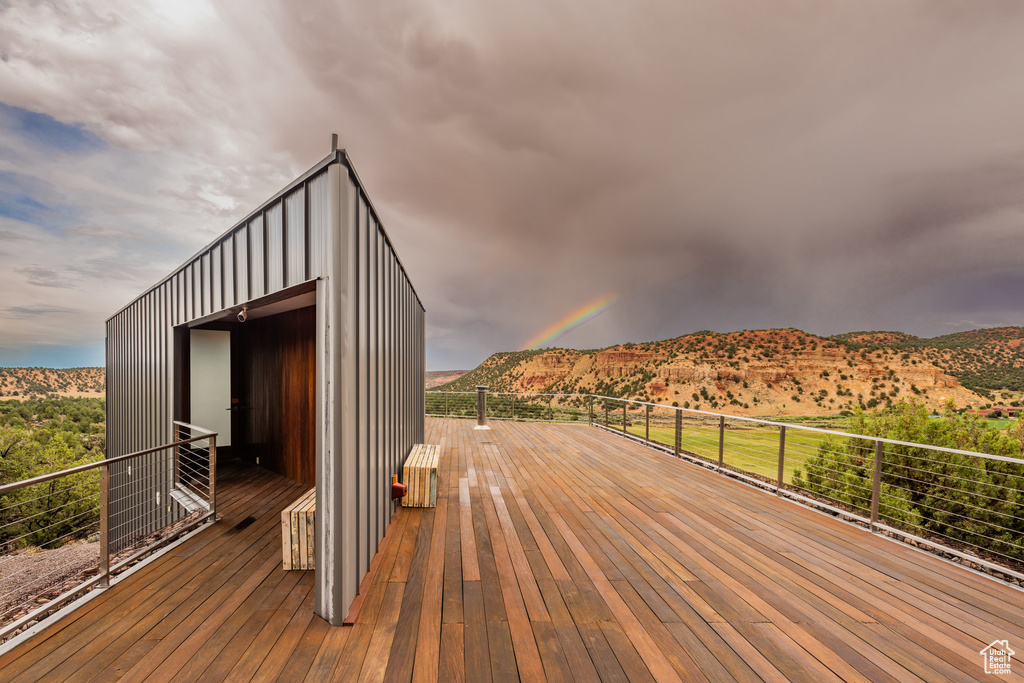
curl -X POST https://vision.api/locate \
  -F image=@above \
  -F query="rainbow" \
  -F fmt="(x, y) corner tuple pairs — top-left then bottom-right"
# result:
(524, 295), (618, 350)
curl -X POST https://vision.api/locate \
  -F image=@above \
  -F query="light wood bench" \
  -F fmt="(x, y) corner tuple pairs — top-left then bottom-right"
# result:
(403, 444), (440, 507)
(282, 488), (315, 570)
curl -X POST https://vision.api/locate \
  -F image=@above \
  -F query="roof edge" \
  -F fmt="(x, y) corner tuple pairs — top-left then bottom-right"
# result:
(106, 151), (343, 323)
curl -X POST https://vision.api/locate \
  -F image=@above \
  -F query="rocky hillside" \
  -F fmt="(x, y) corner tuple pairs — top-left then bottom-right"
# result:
(832, 327), (1024, 395)
(0, 368), (104, 400)
(438, 329), (988, 417)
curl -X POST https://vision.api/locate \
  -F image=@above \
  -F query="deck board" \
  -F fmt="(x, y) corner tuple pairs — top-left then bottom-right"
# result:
(3, 419), (1024, 681)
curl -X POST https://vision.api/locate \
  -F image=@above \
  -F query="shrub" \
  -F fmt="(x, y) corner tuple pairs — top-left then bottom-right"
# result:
(794, 401), (1024, 561)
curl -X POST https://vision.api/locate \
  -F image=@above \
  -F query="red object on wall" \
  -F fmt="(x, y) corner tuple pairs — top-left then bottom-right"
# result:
(391, 481), (407, 500)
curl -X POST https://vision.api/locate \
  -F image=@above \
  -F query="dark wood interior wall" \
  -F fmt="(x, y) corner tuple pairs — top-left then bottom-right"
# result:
(172, 326), (190, 424)
(233, 306), (316, 487)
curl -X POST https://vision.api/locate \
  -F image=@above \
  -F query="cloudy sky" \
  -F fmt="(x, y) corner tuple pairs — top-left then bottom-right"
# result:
(2, 0), (1024, 370)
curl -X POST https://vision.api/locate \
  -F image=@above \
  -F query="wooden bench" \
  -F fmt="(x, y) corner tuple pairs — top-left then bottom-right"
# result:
(281, 488), (315, 570)
(403, 444), (440, 507)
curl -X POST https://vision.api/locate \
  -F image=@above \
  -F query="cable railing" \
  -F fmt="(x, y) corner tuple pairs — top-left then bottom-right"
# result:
(426, 387), (1024, 585)
(425, 390), (590, 423)
(0, 421), (217, 643)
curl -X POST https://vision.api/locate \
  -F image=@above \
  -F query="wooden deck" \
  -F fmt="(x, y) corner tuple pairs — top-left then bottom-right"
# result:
(2, 418), (1023, 681)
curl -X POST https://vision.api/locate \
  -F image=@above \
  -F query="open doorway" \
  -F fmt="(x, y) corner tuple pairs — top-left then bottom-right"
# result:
(174, 284), (317, 488)
(231, 304), (315, 486)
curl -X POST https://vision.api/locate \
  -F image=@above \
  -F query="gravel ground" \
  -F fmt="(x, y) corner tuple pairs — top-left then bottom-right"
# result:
(0, 513), (207, 640)
(0, 541), (99, 630)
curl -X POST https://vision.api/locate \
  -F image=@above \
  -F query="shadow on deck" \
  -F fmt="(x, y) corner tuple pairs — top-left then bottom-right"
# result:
(2, 418), (1023, 681)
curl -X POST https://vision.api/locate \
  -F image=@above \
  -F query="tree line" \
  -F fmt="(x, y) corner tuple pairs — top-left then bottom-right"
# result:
(0, 398), (105, 549)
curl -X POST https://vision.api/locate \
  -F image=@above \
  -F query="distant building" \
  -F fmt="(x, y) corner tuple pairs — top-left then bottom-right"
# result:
(975, 406), (1023, 418)
(105, 148), (425, 624)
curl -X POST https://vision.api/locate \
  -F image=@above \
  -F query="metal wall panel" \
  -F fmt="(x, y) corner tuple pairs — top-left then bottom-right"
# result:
(105, 281), (177, 550)
(308, 173), (329, 278)
(318, 160), (425, 624)
(175, 271), (185, 324)
(211, 244), (222, 313)
(286, 187), (305, 287)
(201, 252), (212, 317)
(357, 194), (370, 576)
(234, 224), (249, 303)
(222, 235), (235, 309)
(367, 213), (378, 568)
(266, 204), (284, 293)
(191, 261), (201, 320)
(250, 215), (265, 299)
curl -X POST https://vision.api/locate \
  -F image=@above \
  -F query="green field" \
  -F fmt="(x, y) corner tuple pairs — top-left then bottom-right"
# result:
(620, 421), (827, 484)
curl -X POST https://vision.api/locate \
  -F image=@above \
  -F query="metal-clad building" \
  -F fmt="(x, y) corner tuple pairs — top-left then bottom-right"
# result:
(105, 149), (425, 623)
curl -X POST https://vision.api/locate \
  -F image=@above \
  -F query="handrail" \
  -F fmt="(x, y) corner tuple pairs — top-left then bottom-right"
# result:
(0, 421), (219, 644)
(171, 421), (217, 436)
(585, 393), (1024, 465)
(0, 432), (217, 496)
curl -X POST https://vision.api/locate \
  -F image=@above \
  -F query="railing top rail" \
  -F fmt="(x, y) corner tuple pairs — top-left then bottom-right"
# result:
(173, 421), (218, 436)
(486, 392), (587, 398)
(426, 390), (587, 398)
(586, 393), (1024, 465)
(0, 431), (218, 496)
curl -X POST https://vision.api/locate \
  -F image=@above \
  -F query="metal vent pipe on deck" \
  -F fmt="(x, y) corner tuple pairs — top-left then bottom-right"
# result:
(475, 385), (490, 430)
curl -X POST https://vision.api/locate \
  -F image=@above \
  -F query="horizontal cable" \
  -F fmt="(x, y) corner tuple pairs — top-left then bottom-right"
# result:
(882, 449), (1001, 476)
(881, 470), (1022, 509)
(0, 510), (100, 548)
(0, 479), (100, 515)
(0, 497), (100, 532)
(876, 513), (1023, 562)
(880, 494), (1024, 538)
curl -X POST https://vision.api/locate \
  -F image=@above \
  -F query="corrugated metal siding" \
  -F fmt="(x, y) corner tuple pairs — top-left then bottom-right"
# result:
(265, 203), (284, 293)
(320, 160), (425, 622)
(250, 214), (265, 299)
(234, 224), (249, 303)
(286, 187), (305, 286)
(211, 244), (222, 312)
(222, 236), (235, 309)
(107, 151), (425, 623)
(201, 251), (212, 317)
(106, 283), (181, 550)
(308, 173), (328, 278)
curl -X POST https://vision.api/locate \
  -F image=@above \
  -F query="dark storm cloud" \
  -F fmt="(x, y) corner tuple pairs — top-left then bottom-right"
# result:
(2, 0), (1024, 368)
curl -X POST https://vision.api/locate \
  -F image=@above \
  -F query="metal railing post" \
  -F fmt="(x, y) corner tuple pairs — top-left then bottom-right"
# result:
(173, 421), (182, 486)
(99, 461), (110, 588)
(871, 440), (882, 532)
(718, 415), (725, 468)
(512, 394), (516, 421)
(548, 396), (553, 421)
(445, 392), (449, 418)
(645, 404), (650, 441)
(209, 434), (218, 521)
(476, 385), (489, 429)
(674, 410), (682, 458)
(604, 401), (609, 427)
(777, 426), (786, 495)
(588, 396), (594, 425)
(622, 401), (627, 434)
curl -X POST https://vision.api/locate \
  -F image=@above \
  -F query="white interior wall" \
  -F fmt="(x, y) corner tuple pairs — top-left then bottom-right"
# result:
(189, 329), (232, 446)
